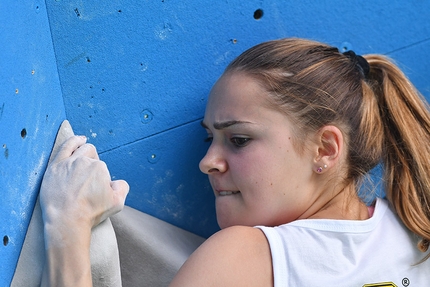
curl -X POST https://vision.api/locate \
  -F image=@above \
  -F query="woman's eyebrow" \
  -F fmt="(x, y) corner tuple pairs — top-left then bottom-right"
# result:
(200, 120), (253, 130)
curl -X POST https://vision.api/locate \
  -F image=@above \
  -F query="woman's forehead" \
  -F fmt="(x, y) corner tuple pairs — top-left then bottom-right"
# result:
(207, 73), (267, 107)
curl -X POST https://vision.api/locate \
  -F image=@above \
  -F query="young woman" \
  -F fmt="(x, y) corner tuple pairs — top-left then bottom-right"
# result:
(40, 38), (430, 286)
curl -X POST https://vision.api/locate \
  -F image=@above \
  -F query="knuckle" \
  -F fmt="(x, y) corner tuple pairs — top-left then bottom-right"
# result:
(92, 160), (110, 176)
(94, 160), (108, 170)
(82, 143), (97, 154)
(86, 143), (96, 151)
(72, 156), (90, 167)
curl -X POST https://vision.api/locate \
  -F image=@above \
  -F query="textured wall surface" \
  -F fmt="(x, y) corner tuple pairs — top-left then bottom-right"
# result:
(0, 1), (66, 285)
(2, 0), (430, 285)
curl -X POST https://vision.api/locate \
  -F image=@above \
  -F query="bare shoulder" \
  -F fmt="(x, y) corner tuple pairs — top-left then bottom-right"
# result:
(170, 226), (273, 287)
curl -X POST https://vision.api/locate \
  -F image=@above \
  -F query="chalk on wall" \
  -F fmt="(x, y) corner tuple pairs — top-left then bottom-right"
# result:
(0, 1), (66, 286)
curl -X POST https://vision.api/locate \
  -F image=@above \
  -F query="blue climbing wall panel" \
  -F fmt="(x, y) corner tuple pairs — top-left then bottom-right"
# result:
(2, 0), (430, 285)
(0, 1), (66, 285)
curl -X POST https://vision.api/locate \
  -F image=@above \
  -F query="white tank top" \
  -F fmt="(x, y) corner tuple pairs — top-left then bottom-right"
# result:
(257, 198), (430, 286)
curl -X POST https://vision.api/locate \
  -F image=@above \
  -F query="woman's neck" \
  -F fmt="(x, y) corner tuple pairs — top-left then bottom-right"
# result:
(308, 184), (369, 220)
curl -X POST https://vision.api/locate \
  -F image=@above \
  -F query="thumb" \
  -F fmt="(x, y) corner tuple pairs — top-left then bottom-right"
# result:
(111, 179), (130, 206)
(97, 180), (129, 224)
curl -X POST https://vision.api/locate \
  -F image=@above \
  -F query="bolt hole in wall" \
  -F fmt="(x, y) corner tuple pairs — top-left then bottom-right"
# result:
(21, 128), (27, 139)
(254, 8), (263, 20)
(3, 144), (8, 159)
(3, 235), (9, 246)
(340, 42), (352, 52)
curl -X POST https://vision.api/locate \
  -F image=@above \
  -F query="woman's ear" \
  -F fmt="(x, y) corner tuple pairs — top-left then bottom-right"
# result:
(313, 125), (344, 172)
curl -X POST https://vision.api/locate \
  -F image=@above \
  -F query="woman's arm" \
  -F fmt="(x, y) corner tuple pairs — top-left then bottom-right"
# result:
(170, 225), (273, 287)
(39, 135), (129, 286)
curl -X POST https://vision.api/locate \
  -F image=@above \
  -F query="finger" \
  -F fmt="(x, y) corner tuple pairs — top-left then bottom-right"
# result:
(72, 143), (100, 160)
(97, 180), (129, 224)
(51, 135), (87, 163)
(111, 179), (130, 205)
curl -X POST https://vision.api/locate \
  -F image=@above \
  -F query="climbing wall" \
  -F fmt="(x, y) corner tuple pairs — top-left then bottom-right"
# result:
(0, 1), (66, 285)
(2, 1), (430, 285)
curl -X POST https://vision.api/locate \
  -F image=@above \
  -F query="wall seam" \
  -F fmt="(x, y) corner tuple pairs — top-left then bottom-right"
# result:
(43, 0), (68, 120)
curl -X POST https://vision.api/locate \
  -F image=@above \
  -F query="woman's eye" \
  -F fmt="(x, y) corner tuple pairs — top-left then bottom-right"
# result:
(230, 137), (251, 147)
(204, 136), (213, 143)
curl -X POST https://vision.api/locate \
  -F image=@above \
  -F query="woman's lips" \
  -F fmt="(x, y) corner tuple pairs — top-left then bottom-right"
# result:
(218, 191), (240, 196)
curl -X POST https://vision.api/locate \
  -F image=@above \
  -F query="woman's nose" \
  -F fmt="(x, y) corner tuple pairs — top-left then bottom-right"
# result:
(199, 145), (228, 174)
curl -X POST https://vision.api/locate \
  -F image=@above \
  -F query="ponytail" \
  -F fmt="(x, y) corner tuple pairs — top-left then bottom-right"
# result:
(365, 55), (430, 256)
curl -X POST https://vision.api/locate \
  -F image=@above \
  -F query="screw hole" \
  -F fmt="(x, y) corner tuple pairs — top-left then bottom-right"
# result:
(340, 42), (352, 52)
(21, 128), (27, 139)
(3, 235), (9, 246)
(147, 152), (159, 163)
(253, 9), (263, 20)
(74, 8), (81, 17)
(140, 109), (153, 124)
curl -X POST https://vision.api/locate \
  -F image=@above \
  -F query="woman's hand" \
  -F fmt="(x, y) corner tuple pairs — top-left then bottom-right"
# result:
(40, 135), (129, 286)
(40, 135), (129, 230)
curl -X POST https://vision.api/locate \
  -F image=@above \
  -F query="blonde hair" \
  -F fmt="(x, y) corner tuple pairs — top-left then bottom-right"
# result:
(226, 38), (430, 257)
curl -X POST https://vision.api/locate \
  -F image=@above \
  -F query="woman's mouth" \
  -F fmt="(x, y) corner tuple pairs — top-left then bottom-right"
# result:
(219, 191), (240, 196)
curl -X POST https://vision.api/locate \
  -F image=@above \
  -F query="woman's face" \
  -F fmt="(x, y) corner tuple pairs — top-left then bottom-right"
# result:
(200, 72), (319, 229)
